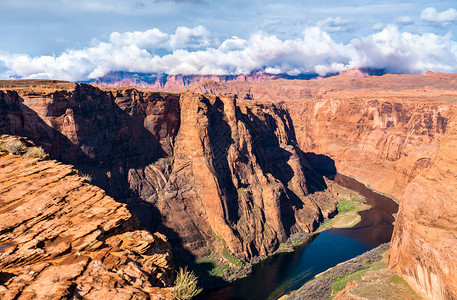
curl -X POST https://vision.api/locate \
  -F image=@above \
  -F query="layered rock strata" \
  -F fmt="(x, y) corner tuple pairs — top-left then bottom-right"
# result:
(0, 81), (336, 262)
(0, 136), (173, 300)
(185, 73), (457, 298)
(389, 120), (457, 299)
(185, 72), (457, 200)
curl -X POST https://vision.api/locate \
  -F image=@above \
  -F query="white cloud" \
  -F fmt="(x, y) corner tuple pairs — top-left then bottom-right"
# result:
(316, 17), (353, 32)
(1, 25), (457, 81)
(218, 36), (247, 51)
(421, 7), (457, 26)
(169, 25), (214, 49)
(109, 29), (169, 49)
(396, 16), (413, 25)
(108, 26), (214, 51)
(372, 23), (386, 31)
(350, 25), (457, 74)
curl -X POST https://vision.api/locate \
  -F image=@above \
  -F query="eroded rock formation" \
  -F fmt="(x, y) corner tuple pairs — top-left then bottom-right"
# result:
(0, 81), (336, 263)
(0, 136), (173, 300)
(4, 73), (456, 298)
(185, 72), (457, 200)
(185, 72), (457, 298)
(389, 120), (457, 299)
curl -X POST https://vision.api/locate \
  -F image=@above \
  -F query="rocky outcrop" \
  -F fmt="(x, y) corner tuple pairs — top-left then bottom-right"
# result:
(184, 73), (457, 298)
(185, 72), (457, 200)
(389, 120), (457, 299)
(0, 81), (336, 262)
(0, 136), (173, 300)
(157, 93), (336, 259)
(287, 96), (449, 200)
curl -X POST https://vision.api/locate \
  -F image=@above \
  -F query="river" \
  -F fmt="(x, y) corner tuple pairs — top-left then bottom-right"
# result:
(201, 173), (399, 300)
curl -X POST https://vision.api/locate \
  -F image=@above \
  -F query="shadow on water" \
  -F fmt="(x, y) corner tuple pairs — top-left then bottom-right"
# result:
(201, 169), (398, 300)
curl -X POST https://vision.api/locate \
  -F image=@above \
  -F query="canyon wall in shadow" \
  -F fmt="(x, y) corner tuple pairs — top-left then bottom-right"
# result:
(185, 72), (457, 299)
(0, 135), (174, 299)
(0, 81), (336, 265)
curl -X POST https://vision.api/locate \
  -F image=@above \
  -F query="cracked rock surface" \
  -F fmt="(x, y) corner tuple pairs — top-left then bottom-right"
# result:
(0, 145), (173, 300)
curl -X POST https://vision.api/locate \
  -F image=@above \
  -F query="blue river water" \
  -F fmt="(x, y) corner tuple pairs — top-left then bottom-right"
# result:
(201, 174), (398, 300)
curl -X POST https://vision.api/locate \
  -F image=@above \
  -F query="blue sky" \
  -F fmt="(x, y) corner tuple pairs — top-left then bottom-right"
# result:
(1, 0), (457, 80)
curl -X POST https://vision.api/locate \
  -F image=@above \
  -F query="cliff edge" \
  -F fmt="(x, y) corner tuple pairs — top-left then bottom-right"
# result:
(0, 81), (336, 267)
(0, 136), (174, 299)
(186, 73), (457, 298)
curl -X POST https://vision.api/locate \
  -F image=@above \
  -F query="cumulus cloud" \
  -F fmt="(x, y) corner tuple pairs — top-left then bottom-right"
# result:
(169, 25), (214, 49)
(109, 28), (169, 49)
(421, 7), (457, 26)
(351, 25), (457, 74)
(218, 36), (247, 52)
(108, 26), (214, 50)
(1, 25), (457, 81)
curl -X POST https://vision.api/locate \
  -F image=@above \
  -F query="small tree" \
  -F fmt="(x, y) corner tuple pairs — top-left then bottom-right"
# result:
(172, 266), (203, 300)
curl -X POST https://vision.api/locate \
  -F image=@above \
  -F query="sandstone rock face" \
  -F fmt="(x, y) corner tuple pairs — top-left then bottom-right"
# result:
(154, 93), (335, 259)
(0, 81), (336, 262)
(389, 120), (457, 300)
(185, 72), (457, 200)
(0, 137), (173, 300)
(5, 75), (455, 298)
(185, 73), (457, 298)
(286, 95), (449, 201)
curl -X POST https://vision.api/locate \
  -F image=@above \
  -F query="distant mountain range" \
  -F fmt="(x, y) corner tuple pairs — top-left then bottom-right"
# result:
(83, 68), (386, 89)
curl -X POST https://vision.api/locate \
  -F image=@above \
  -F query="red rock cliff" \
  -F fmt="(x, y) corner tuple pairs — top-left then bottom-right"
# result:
(389, 120), (457, 299)
(185, 73), (457, 298)
(0, 136), (173, 300)
(89, 71), (319, 89)
(0, 81), (336, 262)
(186, 73), (456, 200)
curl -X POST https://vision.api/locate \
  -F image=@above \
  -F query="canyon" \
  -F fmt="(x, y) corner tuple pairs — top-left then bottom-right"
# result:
(0, 80), (336, 268)
(184, 72), (456, 200)
(0, 72), (456, 299)
(182, 72), (457, 299)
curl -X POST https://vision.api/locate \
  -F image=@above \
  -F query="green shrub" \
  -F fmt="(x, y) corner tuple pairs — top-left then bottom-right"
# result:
(25, 146), (46, 159)
(2, 139), (25, 155)
(172, 266), (202, 300)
